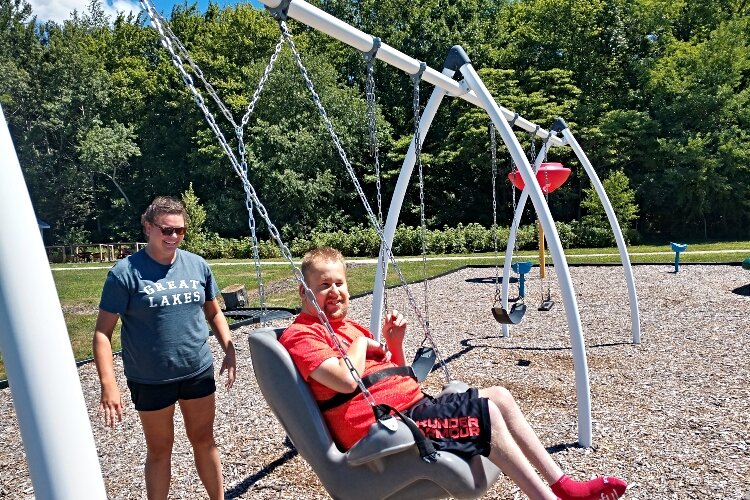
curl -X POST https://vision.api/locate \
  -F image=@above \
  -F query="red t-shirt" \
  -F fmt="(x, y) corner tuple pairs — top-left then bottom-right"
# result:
(280, 313), (424, 450)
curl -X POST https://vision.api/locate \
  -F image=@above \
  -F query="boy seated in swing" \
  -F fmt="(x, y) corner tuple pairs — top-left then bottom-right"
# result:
(280, 247), (628, 500)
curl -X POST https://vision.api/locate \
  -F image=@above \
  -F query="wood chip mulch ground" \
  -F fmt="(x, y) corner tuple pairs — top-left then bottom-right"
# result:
(1, 264), (749, 499)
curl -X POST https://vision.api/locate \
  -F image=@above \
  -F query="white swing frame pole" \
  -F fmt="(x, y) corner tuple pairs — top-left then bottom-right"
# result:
(370, 69), (452, 336)
(458, 66), (592, 447)
(259, 0), (564, 148)
(557, 122), (641, 344)
(500, 144), (551, 337)
(0, 104), (107, 498)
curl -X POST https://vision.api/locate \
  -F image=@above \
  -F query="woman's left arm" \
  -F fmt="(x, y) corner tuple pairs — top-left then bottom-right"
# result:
(203, 299), (236, 390)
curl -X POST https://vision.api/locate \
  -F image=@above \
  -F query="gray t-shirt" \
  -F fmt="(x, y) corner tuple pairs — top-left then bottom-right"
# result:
(99, 248), (219, 384)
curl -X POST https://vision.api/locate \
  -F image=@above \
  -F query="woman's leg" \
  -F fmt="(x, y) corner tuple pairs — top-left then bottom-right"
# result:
(480, 386), (564, 483)
(179, 394), (223, 500)
(138, 405), (176, 500)
(486, 401), (558, 499)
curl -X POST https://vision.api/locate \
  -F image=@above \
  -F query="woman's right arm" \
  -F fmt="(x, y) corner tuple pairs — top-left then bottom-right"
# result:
(93, 309), (123, 427)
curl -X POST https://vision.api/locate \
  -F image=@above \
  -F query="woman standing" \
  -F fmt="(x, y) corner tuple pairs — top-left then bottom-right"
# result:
(93, 196), (236, 500)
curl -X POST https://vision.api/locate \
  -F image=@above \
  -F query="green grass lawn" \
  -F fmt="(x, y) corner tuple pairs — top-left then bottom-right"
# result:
(1, 241), (749, 381)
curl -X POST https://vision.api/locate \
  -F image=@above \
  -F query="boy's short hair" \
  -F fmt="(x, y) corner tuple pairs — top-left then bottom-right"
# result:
(301, 247), (345, 280)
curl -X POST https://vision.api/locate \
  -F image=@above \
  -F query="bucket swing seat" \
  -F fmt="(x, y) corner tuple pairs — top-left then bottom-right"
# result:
(248, 327), (502, 500)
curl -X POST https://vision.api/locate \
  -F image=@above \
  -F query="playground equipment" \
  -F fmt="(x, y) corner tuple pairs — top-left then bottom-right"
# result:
(144, 0), (645, 450)
(508, 156), (571, 313)
(511, 260), (533, 298)
(491, 260), (532, 324)
(249, 328), (501, 499)
(501, 126), (571, 317)
(743, 257), (750, 270)
(0, 3), (651, 492)
(671, 242), (687, 272)
(507, 162), (571, 194)
(0, 104), (107, 496)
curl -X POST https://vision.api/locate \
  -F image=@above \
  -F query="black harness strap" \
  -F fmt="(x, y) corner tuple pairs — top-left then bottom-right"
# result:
(318, 366), (415, 412)
(374, 404), (438, 462)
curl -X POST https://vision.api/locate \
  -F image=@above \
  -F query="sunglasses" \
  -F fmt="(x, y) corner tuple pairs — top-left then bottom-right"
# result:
(153, 224), (186, 236)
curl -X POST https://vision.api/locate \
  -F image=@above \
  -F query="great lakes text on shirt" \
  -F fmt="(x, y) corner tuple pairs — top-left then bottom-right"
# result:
(142, 280), (202, 307)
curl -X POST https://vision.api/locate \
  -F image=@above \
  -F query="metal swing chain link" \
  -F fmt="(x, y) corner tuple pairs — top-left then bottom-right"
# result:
(280, 21), (451, 382)
(244, 195), (268, 316)
(411, 62), (451, 381)
(412, 63), (431, 343)
(490, 122), (502, 305)
(528, 126), (544, 302)
(240, 34), (286, 131)
(143, 5), (378, 406)
(236, 34), (285, 321)
(143, 0), (238, 129)
(364, 40), (388, 316)
(541, 133), (553, 300)
(142, 0), (289, 322)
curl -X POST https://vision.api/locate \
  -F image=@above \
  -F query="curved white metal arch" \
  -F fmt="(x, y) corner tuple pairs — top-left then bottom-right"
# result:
(0, 104), (107, 498)
(499, 122), (641, 345)
(558, 125), (641, 344)
(367, 58), (593, 447)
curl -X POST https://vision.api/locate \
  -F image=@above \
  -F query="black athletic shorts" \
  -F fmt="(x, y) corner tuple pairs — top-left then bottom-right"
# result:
(404, 388), (491, 460)
(127, 365), (216, 412)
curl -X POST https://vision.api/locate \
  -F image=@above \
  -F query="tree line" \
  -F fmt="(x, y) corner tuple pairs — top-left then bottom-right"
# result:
(1, 0), (748, 249)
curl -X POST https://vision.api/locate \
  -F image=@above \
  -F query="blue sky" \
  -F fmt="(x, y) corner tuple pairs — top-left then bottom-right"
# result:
(27, 0), (260, 24)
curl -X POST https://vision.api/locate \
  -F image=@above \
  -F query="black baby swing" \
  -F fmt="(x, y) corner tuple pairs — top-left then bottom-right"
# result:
(139, 1), (501, 497)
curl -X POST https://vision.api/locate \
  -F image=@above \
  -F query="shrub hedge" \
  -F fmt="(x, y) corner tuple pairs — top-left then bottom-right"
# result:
(183, 221), (635, 259)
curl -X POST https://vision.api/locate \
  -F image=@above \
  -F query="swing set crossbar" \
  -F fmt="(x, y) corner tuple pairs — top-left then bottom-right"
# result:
(259, 0), (564, 148)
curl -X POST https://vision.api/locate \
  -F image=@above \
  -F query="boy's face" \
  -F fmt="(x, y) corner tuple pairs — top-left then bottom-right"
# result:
(300, 259), (349, 321)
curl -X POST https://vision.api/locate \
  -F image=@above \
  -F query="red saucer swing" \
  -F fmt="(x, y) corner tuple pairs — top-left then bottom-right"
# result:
(507, 161), (571, 312)
(507, 162), (571, 194)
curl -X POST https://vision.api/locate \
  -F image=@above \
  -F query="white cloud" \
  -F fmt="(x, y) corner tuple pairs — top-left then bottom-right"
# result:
(27, 0), (142, 24)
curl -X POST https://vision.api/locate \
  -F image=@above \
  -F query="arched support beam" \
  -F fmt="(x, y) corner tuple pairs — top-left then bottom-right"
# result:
(554, 120), (641, 344)
(458, 65), (592, 448)
(0, 104), (107, 498)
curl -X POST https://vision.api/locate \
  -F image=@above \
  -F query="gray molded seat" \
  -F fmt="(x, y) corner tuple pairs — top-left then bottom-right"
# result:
(248, 327), (501, 500)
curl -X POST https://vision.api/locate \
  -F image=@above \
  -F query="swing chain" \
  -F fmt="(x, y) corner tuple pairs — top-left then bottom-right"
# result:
(489, 122), (501, 299)
(411, 62), (431, 335)
(280, 22), (451, 382)
(142, 0), (288, 323)
(144, 4), (381, 406)
(239, 33), (286, 131)
(541, 134), (552, 302)
(364, 37), (388, 315)
(145, 3), (451, 392)
(237, 34), (286, 321)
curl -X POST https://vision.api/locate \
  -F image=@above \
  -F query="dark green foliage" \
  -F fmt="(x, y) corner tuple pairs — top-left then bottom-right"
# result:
(2, 0), (749, 246)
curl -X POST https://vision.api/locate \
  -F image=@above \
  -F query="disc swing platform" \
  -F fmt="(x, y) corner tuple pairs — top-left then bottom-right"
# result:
(221, 284), (298, 330)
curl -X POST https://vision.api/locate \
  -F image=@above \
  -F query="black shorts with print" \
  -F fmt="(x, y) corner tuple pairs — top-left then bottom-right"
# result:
(404, 388), (491, 460)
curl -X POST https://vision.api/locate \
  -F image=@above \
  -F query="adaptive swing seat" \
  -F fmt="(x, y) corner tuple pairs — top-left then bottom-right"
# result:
(248, 327), (501, 500)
